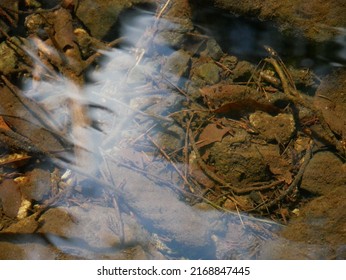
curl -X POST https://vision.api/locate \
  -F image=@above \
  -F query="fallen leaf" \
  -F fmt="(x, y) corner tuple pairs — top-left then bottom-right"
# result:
(197, 123), (230, 148)
(0, 152), (31, 168)
(0, 116), (11, 131)
(214, 99), (281, 118)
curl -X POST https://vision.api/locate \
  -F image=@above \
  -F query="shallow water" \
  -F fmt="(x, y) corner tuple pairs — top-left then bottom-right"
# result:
(0, 1), (345, 260)
(193, 6), (346, 73)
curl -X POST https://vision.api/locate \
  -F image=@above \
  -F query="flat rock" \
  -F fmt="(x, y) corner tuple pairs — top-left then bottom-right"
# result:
(274, 186), (346, 259)
(76, 0), (155, 40)
(37, 206), (121, 249)
(163, 50), (191, 84)
(301, 151), (346, 195)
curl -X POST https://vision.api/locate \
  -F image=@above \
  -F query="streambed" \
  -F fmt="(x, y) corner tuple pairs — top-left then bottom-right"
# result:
(0, 0), (345, 259)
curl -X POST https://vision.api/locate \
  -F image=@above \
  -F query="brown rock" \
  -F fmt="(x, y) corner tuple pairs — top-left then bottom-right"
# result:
(19, 169), (51, 202)
(301, 151), (346, 195)
(0, 179), (21, 218)
(249, 111), (295, 145)
(76, 0), (155, 40)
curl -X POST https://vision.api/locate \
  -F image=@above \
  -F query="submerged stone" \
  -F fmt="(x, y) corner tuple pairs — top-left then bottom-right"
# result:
(249, 111), (295, 145)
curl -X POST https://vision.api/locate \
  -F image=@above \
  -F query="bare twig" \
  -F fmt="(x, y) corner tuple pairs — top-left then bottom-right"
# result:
(145, 131), (195, 191)
(156, 0), (172, 21)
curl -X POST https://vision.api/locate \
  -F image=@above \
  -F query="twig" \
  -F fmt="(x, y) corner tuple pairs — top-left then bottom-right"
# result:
(107, 95), (172, 122)
(156, 0), (172, 21)
(0, 28), (28, 55)
(184, 114), (194, 179)
(145, 131), (195, 191)
(101, 153), (125, 244)
(214, 61), (234, 75)
(264, 45), (296, 90)
(235, 204), (245, 228)
(264, 57), (295, 98)
(1, 75), (64, 134)
(161, 74), (190, 100)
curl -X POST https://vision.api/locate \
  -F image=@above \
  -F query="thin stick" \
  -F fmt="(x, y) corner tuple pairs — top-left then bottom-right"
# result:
(263, 45), (296, 90)
(235, 204), (245, 228)
(184, 114), (194, 179)
(264, 57), (293, 97)
(156, 0), (172, 20)
(101, 151), (125, 244)
(161, 74), (190, 100)
(146, 132), (195, 191)
(0, 75), (64, 134)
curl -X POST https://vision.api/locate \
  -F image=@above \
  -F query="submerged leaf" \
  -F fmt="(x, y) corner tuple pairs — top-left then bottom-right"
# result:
(197, 123), (230, 148)
(0, 152), (31, 168)
(213, 99), (281, 119)
(0, 116), (11, 131)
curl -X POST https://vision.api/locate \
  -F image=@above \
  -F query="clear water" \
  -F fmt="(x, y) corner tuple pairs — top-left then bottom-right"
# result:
(0, 3), (345, 260)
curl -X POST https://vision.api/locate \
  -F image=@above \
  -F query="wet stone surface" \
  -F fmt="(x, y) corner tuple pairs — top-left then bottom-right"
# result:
(249, 112), (296, 145)
(301, 151), (346, 195)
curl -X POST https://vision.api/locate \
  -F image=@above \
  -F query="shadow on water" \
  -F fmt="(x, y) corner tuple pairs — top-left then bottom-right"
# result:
(192, 5), (346, 74)
(0, 2), (345, 260)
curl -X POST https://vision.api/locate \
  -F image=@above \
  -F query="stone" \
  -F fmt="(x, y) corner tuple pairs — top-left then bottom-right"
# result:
(162, 50), (191, 84)
(232, 60), (254, 80)
(154, 18), (193, 49)
(194, 62), (221, 85)
(19, 168), (51, 202)
(201, 38), (224, 60)
(272, 186), (346, 259)
(301, 151), (346, 195)
(76, 0), (155, 40)
(209, 137), (272, 185)
(249, 111), (295, 145)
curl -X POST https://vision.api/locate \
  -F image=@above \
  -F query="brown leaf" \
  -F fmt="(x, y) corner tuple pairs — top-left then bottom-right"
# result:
(213, 99), (281, 119)
(197, 123), (230, 148)
(0, 116), (11, 131)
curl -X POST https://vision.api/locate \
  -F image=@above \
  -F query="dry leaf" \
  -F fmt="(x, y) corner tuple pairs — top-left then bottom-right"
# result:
(0, 152), (31, 168)
(214, 99), (281, 118)
(0, 116), (11, 131)
(197, 123), (230, 148)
